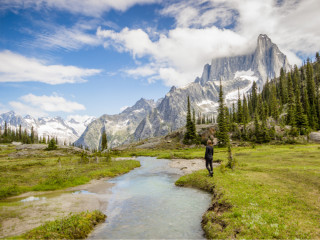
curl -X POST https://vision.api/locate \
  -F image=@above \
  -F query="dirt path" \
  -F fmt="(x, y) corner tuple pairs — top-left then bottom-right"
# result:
(169, 158), (220, 174)
(0, 178), (114, 238)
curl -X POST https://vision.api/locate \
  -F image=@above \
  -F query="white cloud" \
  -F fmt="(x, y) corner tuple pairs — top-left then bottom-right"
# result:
(9, 93), (86, 117)
(0, 50), (101, 84)
(98, 0), (320, 87)
(97, 26), (249, 87)
(0, 0), (159, 16)
(33, 22), (102, 51)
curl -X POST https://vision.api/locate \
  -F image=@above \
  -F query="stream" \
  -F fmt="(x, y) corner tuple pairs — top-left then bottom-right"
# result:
(89, 157), (211, 239)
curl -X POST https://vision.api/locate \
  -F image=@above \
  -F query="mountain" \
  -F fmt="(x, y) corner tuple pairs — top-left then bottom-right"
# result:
(74, 98), (155, 149)
(77, 34), (291, 149)
(0, 111), (95, 145)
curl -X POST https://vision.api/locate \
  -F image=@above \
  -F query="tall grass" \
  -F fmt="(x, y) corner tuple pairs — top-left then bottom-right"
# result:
(22, 210), (106, 239)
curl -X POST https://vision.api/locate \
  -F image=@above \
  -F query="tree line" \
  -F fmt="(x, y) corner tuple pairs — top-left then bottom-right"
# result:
(0, 122), (64, 145)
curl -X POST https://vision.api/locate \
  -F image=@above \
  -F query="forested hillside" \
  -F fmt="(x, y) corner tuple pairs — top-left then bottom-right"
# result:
(217, 52), (320, 144)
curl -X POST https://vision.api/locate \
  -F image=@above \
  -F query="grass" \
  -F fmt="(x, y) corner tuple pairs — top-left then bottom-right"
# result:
(0, 145), (140, 199)
(18, 210), (106, 239)
(175, 144), (320, 239)
(111, 146), (225, 161)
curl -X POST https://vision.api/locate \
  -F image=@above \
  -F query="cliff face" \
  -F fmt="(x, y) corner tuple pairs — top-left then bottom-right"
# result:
(78, 34), (292, 149)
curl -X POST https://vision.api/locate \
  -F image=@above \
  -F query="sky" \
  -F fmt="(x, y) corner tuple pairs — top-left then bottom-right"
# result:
(0, 0), (319, 119)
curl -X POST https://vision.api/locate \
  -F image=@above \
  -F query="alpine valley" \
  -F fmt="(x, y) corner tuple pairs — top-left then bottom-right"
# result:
(73, 34), (291, 150)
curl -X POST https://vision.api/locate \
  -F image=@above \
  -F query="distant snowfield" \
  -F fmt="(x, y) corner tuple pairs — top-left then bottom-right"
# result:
(0, 112), (96, 145)
(225, 69), (257, 102)
(196, 100), (219, 113)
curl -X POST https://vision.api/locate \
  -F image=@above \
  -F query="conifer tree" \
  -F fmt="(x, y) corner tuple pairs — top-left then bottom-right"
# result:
(251, 82), (258, 114)
(279, 67), (288, 104)
(19, 124), (22, 141)
(242, 94), (249, 124)
(4, 122), (7, 137)
(237, 89), (243, 123)
(287, 72), (296, 126)
(101, 128), (108, 151)
(216, 80), (229, 147)
(31, 126), (35, 144)
(183, 96), (196, 144)
(253, 110), (260, 142)
(232, 103), (236, 123)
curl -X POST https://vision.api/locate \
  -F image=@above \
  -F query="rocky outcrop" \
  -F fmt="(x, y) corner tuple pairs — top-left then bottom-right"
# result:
(75, 98), (155, 149)
(309, 132), (320, 142)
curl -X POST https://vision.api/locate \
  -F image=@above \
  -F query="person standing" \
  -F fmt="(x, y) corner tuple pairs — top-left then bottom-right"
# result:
(205, 139), (214, 177)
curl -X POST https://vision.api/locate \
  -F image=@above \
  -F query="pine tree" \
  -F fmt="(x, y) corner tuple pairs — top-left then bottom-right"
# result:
(237, 89), (243, 123)
(253, 109), (260, 142)
(306, 60), (318, 129)
(316, 52), (320, 63)
(19, 124), (22, 141)
(30, 126), (35, 144)
(270, 84), (279, 120)
(216, 80), (229, 147)
(183, 96), (196, 144)
(232, 103), (236, 123)
(251, 81), (258, 114)
(47, 138), (57, 151)
(287, 72), (296, 126)
(101, 128), (107, 151)
(279, 68), (288, 104)
(4, 122), (7, 137)
(242, 94), (249, 124)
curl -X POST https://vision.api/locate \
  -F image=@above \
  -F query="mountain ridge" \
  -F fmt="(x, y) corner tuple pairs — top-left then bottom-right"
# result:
(75, 34), (292, 149)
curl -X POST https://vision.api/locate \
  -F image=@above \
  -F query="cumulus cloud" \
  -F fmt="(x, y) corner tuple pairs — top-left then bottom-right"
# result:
(98, 0), (320, 87)
(9, 93), (86, 117)
(0, 0), (159, 16)
(97, 26), (249, 86)
(0, 50), (101, 84)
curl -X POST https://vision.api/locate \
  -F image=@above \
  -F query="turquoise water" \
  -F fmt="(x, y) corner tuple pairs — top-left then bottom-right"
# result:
(89, 157), (211, 239)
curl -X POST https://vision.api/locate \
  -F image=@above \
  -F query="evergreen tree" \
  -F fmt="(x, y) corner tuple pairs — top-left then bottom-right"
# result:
(101, 128), (108, 151)
(242, 94), (249, 124)
(216, 80), (229, 147)
(251, 81), (258, 114)
(253, 110), (260, 142)
(279, 68), (288, 104)
(4, 122), (7, 137)
(30, 126), (35, 144)
(237, 89), (243, 123)
(47, 138), (57, 151)
(19, 124), (22, 141)
(232, 103), (236, 123)
(183, 96), (196, 144)
(287, 72), (296, 126)
(316, 52), (320, 63)
(270, 84), (279, 120)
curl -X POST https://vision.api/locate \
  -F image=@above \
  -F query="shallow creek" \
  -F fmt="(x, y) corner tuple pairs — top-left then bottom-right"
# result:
(89, 157), (211, 239)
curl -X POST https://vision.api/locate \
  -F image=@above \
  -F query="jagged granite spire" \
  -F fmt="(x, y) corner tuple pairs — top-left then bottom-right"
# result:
(197, 34), (291, 89)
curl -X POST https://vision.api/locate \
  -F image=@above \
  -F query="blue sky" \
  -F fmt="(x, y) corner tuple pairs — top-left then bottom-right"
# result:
(0, 0), (319, 119)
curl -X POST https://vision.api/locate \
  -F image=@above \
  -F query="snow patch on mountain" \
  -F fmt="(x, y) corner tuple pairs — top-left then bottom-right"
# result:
(0, 112), (96, 145)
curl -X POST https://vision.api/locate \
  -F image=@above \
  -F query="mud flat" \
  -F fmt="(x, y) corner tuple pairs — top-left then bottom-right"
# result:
(0, 178), (113, 238)
(169, 158), (219, 174)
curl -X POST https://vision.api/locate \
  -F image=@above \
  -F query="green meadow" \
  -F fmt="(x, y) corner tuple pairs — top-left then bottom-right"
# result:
(175, 144), (320, 239)
(0, 144), (140, 200)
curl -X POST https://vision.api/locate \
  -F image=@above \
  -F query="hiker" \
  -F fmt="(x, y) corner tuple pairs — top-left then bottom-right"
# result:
(205, 139), (214, 177)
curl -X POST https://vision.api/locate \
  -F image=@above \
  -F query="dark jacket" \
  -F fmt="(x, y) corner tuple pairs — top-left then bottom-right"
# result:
(205, 145), (214, 161)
